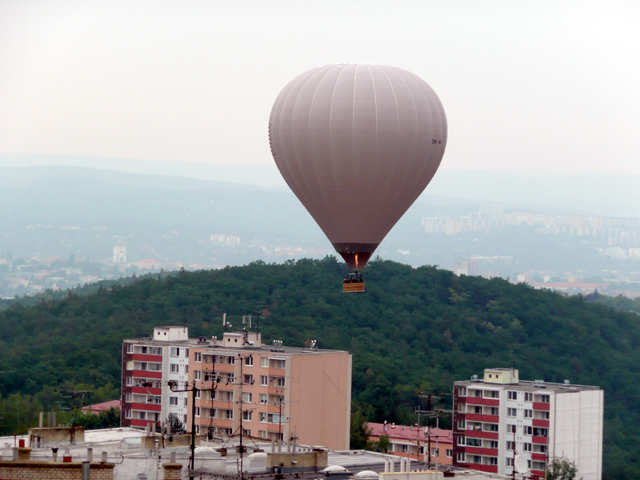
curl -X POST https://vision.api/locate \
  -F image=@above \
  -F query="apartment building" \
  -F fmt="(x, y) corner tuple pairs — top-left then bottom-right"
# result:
(367, 422), (453, 466)
(453, 368), (603, 480)
(121, 326), (203, 431)
(187, 330), (352, 450)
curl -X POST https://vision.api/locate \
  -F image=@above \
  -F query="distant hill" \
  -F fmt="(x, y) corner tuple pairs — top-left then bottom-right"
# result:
(0, 259), (638, 478)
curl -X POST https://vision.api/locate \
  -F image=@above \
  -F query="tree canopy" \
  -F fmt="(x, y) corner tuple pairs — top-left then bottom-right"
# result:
(0, 258), (638, 478)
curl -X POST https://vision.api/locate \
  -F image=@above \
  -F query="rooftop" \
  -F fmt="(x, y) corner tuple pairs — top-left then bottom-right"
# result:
(367, 423), (452, 444)
(456, 378), (601, 393)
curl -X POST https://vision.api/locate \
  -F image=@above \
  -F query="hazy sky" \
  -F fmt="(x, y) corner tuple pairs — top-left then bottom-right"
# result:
(2, 1), (639, 174)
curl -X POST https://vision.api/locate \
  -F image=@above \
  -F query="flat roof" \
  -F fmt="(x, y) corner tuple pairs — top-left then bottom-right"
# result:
(456, 379), (601, 393)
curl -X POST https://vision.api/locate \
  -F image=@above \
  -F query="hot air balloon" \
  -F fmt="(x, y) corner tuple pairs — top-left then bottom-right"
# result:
(269, 64), (447, 292)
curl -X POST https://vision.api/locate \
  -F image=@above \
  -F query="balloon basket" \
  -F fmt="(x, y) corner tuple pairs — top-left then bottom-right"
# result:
(343, 272), (365, 293)
(343, 281), (365, 293)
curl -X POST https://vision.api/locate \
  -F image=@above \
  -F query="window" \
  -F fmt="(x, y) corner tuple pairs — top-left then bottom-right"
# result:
(260, 412), (267, 423)
(456, 386), (466, 396)
(244, 374), (254, 385)
(466, 438), (481, 447)
(261, 357), (269, 368)
(150, 347), (162, 355)
(489, 440), (498, 449)
(456, 452), (465, 462)
(484, 424), (499, 432)
(259, 430), (268, 439)
(525, 392), (533, 401)
(533, 427), (548, 437)
(170, 364), (179, 373)
(169, 396), (178, 405)
(126, 343), (133, 353)
(508, 391), (518, 400)
(523, 443), (532, 452)
(242, 392), (252, 403)
(243, 410), (252, 421)
(184, 397), (188, 407)
(457, 419), (465, 429)
(244, 355), (254, 366)
(431, 448), (439, 456)
(195, 352), (202, 362)
(260, 375), (268, 386)
(195, 407), (200, 417)
(260, 394), (268, 405)
(507, 424), (516, 433)
(506, 457), (514, 467)
(126, 376), (134, 386)
(225, 409), (233, 419)
(184, 365), (189, 374)
(446, 449), (453, 457)
(524, 409), (533, 418)
(507, 408), (517, 417)
(457, 436), (466, 446)
(487, 457), (497, 466)
(170, 347), (180, 357)
(506, 441), (515, 450)
(523, 425), (533, 435)
(210, 408), (217, 418)
(194, 370), (202, 380)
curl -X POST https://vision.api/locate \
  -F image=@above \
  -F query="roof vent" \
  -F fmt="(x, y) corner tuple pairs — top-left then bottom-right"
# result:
(564, 379), (571, 385)
(471, 374), (478, 380)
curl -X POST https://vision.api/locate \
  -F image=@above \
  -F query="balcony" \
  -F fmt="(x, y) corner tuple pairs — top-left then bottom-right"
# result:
(461, 447), (498, 456)
(130, 402), (161, 412)
(457, 463), (497, 474)
(464, 430), (499, 440)
(202, 363), (235, 373)
(530, 469), (545, 479)
(130, 353), (162, 362)
(533, 419), (549, 427)
(465, 397), (499, 406)
(532, 436), (548, 444)
(532, 453), (547, 461)
(130, 370), (162, 379)
(129, 419), (156, 428)
(130, 386), (161, 395)
(268, 385), (285, 395)
(465, 414), (499, 423)
(533, 402), (550, 411)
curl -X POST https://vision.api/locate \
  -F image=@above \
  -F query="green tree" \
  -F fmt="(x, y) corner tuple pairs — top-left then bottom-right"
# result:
(546, 458), (580, 480)
(375, 434), (390, 453)
(350, 408), (371, 450)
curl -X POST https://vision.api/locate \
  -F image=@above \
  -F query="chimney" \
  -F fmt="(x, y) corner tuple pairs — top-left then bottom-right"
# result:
(163, 461), (182, 480)
(17, 446), (31, 461)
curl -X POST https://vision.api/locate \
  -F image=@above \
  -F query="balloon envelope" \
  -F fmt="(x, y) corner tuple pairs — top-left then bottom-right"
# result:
(269, 64), (447, 269)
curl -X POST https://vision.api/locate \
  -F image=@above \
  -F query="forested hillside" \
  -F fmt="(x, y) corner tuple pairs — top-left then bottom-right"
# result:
(0, 258), (639, 478)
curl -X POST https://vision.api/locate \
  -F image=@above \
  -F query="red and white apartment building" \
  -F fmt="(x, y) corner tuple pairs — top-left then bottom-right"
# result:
(367, 422), (453, 466)
(453, 368), (603, 480)
(121, 326), (203, 431)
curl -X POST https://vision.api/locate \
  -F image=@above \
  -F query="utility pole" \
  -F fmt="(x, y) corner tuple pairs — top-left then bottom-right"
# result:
(168, 380), (198, 480)
(416, 391), (453, 470)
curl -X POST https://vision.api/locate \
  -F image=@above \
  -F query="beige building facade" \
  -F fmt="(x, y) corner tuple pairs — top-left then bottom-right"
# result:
(187, 331), (352, 450)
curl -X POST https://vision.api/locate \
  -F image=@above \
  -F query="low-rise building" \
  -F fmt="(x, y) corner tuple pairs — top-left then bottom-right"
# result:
(367, 422), (452, 466)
